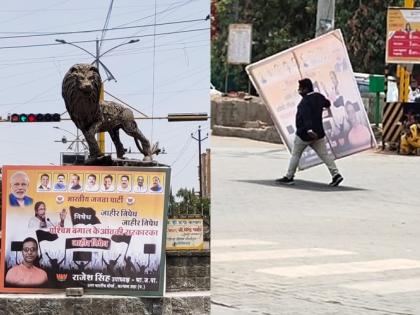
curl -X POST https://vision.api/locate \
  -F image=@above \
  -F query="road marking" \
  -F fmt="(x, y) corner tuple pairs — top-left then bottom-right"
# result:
(212, 239), (276, 248)
(341, 278), (420, 294)
(256, 259), (420, 278)
(212, 248), (355, 262)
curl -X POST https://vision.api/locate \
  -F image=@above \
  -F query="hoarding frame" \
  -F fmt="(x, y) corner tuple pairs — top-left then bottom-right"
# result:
(1, 165), (170, 297)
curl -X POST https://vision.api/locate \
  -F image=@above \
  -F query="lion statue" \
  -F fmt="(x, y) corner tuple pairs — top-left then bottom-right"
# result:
(61, 64), (159, 161)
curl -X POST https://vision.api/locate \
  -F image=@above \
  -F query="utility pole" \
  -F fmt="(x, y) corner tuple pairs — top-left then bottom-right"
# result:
(315, 0), (335, 37)
(96, 39), (106, 154)
(191, 126), (208, 199)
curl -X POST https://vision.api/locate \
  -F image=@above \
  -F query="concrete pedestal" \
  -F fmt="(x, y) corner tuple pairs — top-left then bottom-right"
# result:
(0, 291), (210, 315)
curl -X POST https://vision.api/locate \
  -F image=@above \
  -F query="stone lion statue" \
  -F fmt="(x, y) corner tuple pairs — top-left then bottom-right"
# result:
(62, 64), (159, 161)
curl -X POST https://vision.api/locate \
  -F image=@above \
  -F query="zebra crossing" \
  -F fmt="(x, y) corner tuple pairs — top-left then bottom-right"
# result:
(212, 238), (420, 295)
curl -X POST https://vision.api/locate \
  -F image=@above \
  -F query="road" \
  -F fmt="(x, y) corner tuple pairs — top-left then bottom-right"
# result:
(211, 136), (420, 315)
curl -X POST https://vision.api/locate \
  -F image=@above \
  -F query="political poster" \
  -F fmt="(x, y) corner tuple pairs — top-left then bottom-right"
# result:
(1, 165), (170, 296)
(246, 29), (376, 170)
(166, 219), (204, 250)
(386, 8), (420, 64)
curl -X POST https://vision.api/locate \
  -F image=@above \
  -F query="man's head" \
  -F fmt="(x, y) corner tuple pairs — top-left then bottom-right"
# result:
(298, 78), (313, 96)
(57, 174), (65, 183)
(40, 174), (49, 187)
(152, 176), (160, 186)
(70, 174), (80, 186)
(121, 175), (129, 189)
(10, 172), (29, 200)
(34, 201), (46, 219)
(87, 174), (96, 185)
(21, 237), (38, 266)
(137, 176), (144, 187)
(104, 175), (113, 189)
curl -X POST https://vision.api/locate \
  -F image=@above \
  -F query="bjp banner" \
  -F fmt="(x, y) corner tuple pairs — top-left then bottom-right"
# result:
(246, 29), (376, 170)
(1, 165), (170, 296)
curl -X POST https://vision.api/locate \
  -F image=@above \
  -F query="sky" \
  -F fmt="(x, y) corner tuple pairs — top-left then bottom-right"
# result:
(0, 0), (210, 193)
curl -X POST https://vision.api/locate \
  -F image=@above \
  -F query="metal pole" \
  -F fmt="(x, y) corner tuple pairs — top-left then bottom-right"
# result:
(198, 126), (202, 199)
(95, 39), (100, 69)
(191, 126), (208, 199)
(224, 64), (229, 94)
(315, 0), (335, 37)
(405, 0), (414, 8)
(375, 92), (380, 127)
(76, 129), (80, 154)
(96, 39), (106, 154)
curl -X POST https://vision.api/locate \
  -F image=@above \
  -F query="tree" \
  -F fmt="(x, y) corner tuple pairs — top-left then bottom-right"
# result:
(211, 0), (406, 92)
(168, 187), (210, 241)
(212, 0), (316, 92)
(168, 187), (210, 217)
(338, 0), (403, 73)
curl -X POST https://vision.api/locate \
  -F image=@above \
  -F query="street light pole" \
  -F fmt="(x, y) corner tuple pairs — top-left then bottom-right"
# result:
(53, 126), (88, 153)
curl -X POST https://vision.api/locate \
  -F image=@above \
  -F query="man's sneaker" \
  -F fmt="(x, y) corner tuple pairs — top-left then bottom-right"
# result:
(276, 176), (295, 185)
(329, 174), (343, 187)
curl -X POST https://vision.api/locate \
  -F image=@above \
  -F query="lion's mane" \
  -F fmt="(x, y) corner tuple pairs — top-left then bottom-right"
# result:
(61, 64), (101, 130)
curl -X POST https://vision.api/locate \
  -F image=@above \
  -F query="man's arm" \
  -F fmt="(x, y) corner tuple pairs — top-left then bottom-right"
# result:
(323, 95), (331, 109)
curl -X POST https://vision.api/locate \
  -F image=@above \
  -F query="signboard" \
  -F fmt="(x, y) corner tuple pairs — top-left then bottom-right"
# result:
(1, 165), (170, 296)
(166, 219), (204, 250)
(386, 8), (420, 64)
(246, 29), (376, 169)
(228, 24), (252, 64)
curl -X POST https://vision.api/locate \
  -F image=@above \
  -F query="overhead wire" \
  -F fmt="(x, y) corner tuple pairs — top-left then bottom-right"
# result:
(99, 0), (115, 52)
(0, 18), (207, 40)
(0, 28), (209, 50)
(0, 39), (207, 66)
(170, 136), (193, 166)
(173, 152), (197, 178)
(151, 0), (158, 144)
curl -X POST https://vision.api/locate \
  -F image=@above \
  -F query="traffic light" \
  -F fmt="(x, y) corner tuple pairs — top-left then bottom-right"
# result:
(10, 113), (61, 123)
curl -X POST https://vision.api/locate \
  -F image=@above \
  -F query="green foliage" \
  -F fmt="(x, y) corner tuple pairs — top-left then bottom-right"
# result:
(212, 0), (316, 92)
(168, 187), (210, 218)
(211, 0), (409, 91)
(337, 0), (403, 73)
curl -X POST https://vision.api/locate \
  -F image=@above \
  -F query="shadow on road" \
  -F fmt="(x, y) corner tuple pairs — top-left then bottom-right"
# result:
(236, 179), (367, 192)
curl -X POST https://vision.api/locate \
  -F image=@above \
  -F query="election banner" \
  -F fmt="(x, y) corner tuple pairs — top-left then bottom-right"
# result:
(0, 165), (170, 296)
(386, 8), (420, 64)
(166, 219), (204, 250)
(246, 29), (376, 170)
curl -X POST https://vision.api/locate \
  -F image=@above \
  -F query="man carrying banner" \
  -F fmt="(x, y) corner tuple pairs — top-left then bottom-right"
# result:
(5, 237), (48, 287)
(277, 78), (344, 186)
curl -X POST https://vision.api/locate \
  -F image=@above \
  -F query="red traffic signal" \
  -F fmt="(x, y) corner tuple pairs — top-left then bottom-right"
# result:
(9, 113), (61, 122)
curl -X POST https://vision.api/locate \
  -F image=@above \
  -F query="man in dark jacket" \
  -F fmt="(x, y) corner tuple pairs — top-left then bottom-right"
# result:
(277, 78), (343, 186)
